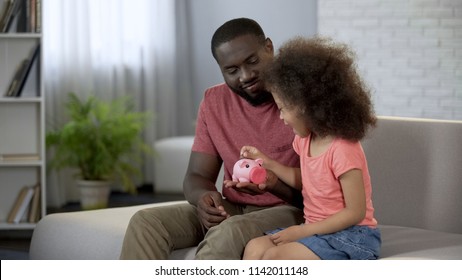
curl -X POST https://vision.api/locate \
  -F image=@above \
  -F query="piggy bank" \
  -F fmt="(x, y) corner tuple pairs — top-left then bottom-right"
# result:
(232, 158), (267, 184)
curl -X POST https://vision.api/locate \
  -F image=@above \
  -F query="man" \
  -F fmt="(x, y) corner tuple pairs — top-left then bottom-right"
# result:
(120, 18), (303, 260)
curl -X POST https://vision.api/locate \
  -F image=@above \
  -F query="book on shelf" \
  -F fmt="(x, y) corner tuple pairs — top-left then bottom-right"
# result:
(15, 0), (27, 32)
(0, 0), (20, 33)
(4, 59), (26, 97)
(7, 184), (35, 223)
(0, 153), (40, 161)
(14, 0), (39, 33)
(34, 0), (39, 32)
(4, 43), (40, 97)
(28, 0), (34, 32)
(28, 183), (41, 223)
(0, 1), (11, 31)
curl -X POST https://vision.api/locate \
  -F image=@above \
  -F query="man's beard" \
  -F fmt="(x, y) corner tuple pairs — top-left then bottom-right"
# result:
(227, 84), (273, 106)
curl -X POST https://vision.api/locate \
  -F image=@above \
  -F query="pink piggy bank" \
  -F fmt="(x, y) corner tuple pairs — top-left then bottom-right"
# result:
(232, 158), (267, 184)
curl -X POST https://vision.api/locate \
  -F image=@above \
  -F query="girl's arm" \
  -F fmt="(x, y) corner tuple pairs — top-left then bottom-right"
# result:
(240, 146), (302, 190)
(264, 159), (302, 191)
(271, 169), (367, 244)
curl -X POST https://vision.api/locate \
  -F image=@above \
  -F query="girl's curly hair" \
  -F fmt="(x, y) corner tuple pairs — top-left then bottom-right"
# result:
(265, 36), (376, 141)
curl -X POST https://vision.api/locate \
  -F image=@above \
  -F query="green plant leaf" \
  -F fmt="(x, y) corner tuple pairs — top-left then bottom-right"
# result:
(46, 92), (154, 194)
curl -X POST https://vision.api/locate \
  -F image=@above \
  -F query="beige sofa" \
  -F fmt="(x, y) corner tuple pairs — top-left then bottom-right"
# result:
(29, 116), (462, 259)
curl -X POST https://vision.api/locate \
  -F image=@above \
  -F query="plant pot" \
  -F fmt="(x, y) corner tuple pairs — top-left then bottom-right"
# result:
(77, 180), (111, 210)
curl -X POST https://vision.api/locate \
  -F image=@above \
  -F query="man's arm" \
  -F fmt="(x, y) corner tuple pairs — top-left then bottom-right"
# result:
(183, 151), (221, 204)
(183, 151), (229, 228)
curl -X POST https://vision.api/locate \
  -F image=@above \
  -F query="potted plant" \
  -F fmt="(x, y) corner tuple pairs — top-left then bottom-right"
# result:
(46, 92), (153, 210)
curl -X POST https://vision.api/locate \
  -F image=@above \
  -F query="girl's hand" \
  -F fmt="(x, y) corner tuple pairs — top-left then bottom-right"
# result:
(240, 146), (270, 162)
(269, 225), (307, 245)
(240, 146), (276, 172)
(241, 146), (302, 193)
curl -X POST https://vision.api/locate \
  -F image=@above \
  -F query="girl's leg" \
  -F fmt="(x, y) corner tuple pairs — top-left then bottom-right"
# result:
(243, 235), (276, 260)
(262, 242), (321, 260)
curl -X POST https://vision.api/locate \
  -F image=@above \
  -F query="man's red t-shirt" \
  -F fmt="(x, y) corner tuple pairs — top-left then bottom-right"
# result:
(192, 83), (299, 206)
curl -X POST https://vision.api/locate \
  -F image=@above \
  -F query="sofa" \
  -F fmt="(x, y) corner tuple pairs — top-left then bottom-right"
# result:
(29, 116), (462, 259)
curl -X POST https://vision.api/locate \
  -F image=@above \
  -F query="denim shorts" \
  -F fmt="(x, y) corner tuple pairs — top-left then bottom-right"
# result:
(266, 225), (381, 260)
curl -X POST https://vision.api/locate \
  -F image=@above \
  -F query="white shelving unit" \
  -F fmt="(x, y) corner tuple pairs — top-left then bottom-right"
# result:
(0, 0), (45, 230)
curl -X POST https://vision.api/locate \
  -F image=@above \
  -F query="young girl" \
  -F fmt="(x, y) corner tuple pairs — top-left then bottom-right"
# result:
(240, 37), (381, 260)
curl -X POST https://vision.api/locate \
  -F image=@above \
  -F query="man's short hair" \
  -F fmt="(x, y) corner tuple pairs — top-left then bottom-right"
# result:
(211, 18), (266, 60)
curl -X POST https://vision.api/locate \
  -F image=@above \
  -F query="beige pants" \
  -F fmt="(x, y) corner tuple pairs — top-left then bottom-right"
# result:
(119, 201), (304, 260)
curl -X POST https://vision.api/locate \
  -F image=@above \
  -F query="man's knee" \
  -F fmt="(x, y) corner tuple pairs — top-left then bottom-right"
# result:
(122, 204), (198, 260)
(195, 215), (264, 259)
(126, 208), (165, 233)
(128, 203), (195, 228)
(210, 215), (262, 238)
(129, 209), (153, 226)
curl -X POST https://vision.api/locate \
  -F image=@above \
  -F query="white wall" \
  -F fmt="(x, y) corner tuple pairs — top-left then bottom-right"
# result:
(187, 0), (317, 112)
(318, 0), (462, 120)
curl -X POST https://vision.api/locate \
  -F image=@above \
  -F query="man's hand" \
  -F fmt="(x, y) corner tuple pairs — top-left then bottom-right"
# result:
(223, 180), (265, 195)
(197, 191), (229, 229)
(223, 169), (279, 195)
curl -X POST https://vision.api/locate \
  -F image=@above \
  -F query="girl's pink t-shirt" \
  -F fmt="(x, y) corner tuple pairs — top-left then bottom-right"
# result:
(192, 83), (299, 206)
(293, 134), (378, 227)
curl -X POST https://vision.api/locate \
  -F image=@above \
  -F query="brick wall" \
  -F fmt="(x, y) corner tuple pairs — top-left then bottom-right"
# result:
(318, 0), (462, 120)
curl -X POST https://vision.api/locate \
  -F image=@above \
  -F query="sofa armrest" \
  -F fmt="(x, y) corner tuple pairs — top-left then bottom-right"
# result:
(29, 201), (186, 260)
(154, 136), (194, 194)
(154, 136), (224, 194)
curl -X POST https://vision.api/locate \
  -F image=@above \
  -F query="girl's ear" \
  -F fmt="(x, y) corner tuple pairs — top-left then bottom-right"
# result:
(265, 37), (274, 53)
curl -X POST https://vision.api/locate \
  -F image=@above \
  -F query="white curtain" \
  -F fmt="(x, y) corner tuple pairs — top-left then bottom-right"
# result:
(43, 0), (195, 206)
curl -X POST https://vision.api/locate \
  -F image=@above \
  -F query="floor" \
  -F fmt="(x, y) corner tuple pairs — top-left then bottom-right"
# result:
(0, 186), (185, 260)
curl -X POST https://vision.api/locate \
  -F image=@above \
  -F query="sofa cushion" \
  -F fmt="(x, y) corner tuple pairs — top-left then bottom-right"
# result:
(379, 225), (462, 259)
(362, 117), (462, 234)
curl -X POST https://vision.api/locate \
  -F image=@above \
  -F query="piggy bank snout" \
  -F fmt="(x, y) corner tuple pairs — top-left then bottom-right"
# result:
(249, 166), (266, 185)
